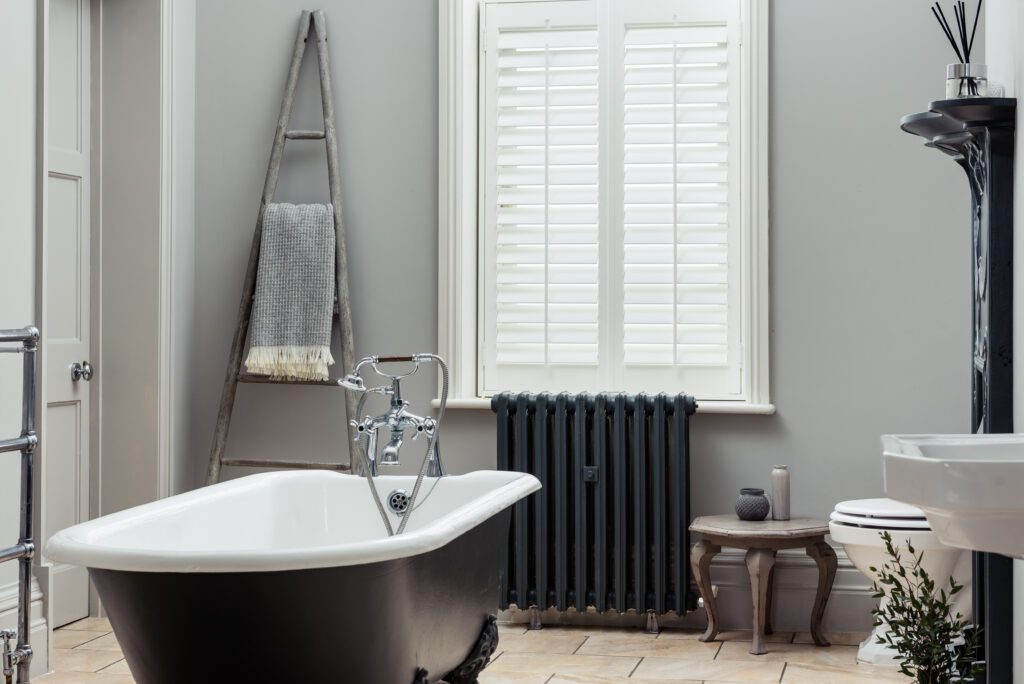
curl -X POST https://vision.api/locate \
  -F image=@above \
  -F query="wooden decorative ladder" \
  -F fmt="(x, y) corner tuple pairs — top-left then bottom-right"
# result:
(205, 9), (357, 485)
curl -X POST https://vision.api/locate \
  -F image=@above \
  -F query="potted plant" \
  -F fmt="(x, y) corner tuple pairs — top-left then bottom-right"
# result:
(869, 531), (981, 683)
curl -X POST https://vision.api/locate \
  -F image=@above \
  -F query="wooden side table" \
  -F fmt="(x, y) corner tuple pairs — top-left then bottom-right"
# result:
(688, 515), (837, 655)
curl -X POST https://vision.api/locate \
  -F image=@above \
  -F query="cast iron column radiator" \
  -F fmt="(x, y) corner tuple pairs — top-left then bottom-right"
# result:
(0, 326), (39, 684)
(205, 9), (359, 484)
(901, 98), (1016, 684)
(492, 392), (698, 630)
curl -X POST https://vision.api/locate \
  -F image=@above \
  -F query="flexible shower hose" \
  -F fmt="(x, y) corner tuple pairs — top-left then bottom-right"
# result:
(351, 354), (449, 537)
(353, 389), (395, 536)
(396, 353), (448, 535)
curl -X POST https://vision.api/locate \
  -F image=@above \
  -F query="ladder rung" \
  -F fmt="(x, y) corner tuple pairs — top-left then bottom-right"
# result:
(220, 458), (351, 471)
(285, 130), (326, 140)
(238, 373), (338, 387)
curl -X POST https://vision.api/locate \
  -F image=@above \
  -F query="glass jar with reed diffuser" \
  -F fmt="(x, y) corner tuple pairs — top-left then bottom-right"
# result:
(931, 1), (989, 98)
(946, 63), (989, 98)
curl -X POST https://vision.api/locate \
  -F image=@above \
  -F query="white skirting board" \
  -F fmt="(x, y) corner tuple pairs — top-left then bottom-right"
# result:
(501, 546), (876, 633)
(0, 578), (50, 678)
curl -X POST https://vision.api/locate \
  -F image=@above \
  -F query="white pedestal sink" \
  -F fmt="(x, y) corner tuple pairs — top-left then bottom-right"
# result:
(882, 434), (1024, 559)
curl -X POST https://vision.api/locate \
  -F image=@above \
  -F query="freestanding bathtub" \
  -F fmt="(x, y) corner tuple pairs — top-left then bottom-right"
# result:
(46, 469), (541, 684)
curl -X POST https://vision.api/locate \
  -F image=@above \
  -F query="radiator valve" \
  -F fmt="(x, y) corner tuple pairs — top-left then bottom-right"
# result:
(645, 610), (660, 635)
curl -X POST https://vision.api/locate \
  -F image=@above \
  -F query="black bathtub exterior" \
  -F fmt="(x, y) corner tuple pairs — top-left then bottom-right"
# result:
(89, 510), (510, 684)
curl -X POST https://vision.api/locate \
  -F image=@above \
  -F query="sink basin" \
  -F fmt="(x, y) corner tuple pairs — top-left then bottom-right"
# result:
(882, 433), (1024, 559)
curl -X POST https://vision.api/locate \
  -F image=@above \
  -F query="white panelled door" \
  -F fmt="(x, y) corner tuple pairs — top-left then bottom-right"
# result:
(42, 0), (92, 627)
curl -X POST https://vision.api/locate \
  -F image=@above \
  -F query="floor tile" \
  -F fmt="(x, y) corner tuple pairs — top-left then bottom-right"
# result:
(656, 628), (705, 640)
(577, 633), (720, 659)
(74, 633), (122, 652)
(97, 659), (132, 675)
(51, 649), (125, 675)
(35, 673), (134, 684)
(486, 652), (640, 677)
(549, 676), (702, 684)
(53, 630), (107, 650)
(782, 661), (906, 683)
(477, 671), (551, 684)
(497, 632), (587, 654)
(59, 618), (112, 633)
(497, 623), (528, 637)
(793, 631), (870, 647)
(633, 656), (785, 682)
(717, 641), (859, 667)
(521, 625), (641, 638)
(713, 629), (794, 643)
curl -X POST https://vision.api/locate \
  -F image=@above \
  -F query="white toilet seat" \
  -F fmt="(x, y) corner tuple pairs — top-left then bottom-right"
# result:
(829, 510), (931, 530)
(834, 498), (926, 519)
(829, 498), (943, 547)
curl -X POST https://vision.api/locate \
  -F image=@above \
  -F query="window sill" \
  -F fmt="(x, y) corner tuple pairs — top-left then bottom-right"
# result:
(432, 397), (776, 415)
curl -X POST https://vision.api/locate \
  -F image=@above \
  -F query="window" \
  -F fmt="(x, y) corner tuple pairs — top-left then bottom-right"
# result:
(439, 0), (769, 411)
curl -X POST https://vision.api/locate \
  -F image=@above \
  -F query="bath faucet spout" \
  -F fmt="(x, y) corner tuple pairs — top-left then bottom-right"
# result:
(380, 429), (403, 467)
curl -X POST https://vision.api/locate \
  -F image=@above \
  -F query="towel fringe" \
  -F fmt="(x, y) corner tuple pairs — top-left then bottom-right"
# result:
(245, 345), (335, 381)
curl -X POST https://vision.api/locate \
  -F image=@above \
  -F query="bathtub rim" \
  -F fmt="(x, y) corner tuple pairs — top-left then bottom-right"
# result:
(45, 470), (540, 573)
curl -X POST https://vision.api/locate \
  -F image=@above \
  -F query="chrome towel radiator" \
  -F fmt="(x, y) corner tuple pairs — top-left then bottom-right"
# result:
(492, 392), (698, 631)
(0, 327), (38, 684)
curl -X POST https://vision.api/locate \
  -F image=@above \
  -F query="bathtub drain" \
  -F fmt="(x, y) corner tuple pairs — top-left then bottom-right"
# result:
(387, 489), (411, 516)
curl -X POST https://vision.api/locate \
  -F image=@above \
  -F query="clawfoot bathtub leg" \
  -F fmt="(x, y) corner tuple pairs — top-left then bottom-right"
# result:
(445, 615), (500, 684)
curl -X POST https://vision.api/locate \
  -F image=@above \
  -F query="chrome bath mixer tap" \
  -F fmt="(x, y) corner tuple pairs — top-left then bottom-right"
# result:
(339, 354), (445, 477)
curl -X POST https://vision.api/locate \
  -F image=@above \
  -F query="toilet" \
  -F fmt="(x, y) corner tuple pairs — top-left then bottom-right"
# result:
(828, 498), (972, 665)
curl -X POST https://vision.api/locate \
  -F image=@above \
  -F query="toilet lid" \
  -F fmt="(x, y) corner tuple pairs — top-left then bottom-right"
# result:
(829, 510), (931, 530)
(834, 498), (926, 520)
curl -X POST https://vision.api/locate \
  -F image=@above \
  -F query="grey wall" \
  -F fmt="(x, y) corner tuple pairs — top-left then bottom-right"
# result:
(1, 0), (49, 669)
(95, 0), (167, 514)
(190, 0), (973, 626)
(192, 0), (441, 483)
(690, 0), (972, 519)
(193, 0), (972, 509)
(0, 0), (38, 612)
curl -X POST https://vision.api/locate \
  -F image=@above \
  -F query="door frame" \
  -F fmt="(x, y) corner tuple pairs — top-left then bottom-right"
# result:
(34, 0), (196, 632)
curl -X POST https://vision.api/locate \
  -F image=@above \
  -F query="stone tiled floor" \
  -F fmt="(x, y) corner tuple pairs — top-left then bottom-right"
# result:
(479, 625), (906, 683)
(38, 618), (131, 684)
(38, 619), (905, 683)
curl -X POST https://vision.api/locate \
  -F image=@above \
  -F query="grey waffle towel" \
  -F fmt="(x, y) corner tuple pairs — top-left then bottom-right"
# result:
(244, 202), (336, 380)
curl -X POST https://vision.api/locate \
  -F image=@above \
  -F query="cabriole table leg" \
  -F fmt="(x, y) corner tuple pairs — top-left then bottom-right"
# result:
(745, 547), (777, 655)
(690, 539), (721, 642)
(806, 541), (837, 647)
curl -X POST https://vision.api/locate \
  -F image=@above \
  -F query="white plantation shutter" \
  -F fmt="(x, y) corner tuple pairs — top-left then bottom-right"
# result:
(480, 0), (746, 398)
(622, 23), (731, 368)
(494, 27), (600, 366)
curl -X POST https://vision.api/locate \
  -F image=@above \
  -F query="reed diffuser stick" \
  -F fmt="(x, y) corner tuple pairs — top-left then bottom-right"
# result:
(932, 0), (984, 97)
(931, 4), (963, 63)
(931, 0), (982, 64)
(968, 0), (982, 58)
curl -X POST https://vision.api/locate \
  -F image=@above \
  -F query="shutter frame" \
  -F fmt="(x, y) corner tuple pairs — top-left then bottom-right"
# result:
(479, 0), (752, 399)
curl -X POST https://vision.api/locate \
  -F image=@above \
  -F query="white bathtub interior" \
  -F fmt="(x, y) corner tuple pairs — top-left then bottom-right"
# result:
(46, 470), (540, 573)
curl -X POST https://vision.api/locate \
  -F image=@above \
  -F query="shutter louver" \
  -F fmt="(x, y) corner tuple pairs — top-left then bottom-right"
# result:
(622, 24), (731, 367)
(494, 27), (601, 366)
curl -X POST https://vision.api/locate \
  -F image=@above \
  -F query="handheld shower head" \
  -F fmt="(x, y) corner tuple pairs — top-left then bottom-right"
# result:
(338, 373), (365, 391)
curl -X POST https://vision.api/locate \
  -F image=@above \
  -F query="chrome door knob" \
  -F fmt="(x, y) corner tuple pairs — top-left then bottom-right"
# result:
(71, 361), (94, 382)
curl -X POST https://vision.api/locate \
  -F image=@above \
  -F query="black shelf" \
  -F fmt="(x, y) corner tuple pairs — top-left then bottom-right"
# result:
(902, 98), (1016, 161)
(901, 96), (1017, 684)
